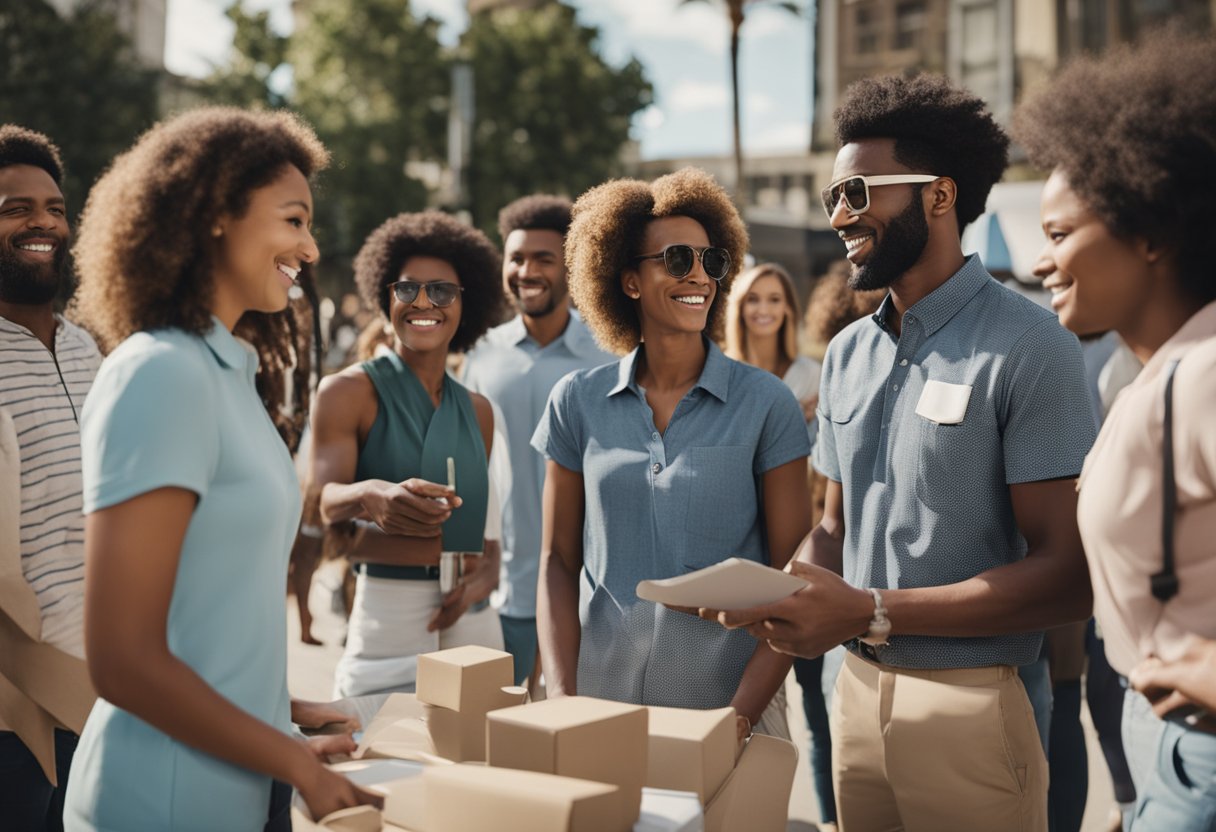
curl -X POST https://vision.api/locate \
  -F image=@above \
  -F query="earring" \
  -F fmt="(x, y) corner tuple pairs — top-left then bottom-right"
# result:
(626, 290), (640, 299)
(211, 225), (223, 238)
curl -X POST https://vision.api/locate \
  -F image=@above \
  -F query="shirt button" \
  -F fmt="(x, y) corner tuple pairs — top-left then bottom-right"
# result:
(899, 359), (908, 367)
(652, 462), (662, 475)
(652, 432), (660, 440)
(892, 384), (899, 391)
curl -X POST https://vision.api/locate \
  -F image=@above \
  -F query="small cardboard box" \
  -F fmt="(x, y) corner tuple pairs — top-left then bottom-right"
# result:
(703, 733), (797, 832)
(487, 696), (648, 829)
(416, 645), (514, 713)
(645, 706), (736, 803)
(356, 689), (526, 763)
(415, 763), (624, 832)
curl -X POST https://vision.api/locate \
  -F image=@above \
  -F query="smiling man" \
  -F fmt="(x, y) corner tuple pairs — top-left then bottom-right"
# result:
(706, 76), (1098, 830)
(0, 125), (100, 830)
(460, 195), (614, 687)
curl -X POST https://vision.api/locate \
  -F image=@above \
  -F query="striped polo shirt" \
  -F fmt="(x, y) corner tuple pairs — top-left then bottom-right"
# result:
(0, 314), (101, 659)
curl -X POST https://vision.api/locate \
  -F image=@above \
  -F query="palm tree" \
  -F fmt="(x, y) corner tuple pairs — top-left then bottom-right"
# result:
(679, 0), (805, 198)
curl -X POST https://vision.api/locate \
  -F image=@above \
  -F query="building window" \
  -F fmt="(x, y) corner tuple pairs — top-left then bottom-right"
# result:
(895, 1), (925, 50)
(959, 1), (1000, 107)
(855, 4), (880, 54)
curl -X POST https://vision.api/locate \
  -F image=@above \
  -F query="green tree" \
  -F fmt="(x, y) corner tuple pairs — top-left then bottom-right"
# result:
(0, 0), (160, 212)
(463, 3), (652, 236)
(291, 0), (450, 275)
(679, 0), (804, 195)
(201, 2), (290, 109)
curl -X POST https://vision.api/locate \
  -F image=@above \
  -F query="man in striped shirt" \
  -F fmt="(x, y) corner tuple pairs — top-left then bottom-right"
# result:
(0, 125), (100, 829)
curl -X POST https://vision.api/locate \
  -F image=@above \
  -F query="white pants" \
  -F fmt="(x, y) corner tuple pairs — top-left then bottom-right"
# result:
(333, 573), (504, 698)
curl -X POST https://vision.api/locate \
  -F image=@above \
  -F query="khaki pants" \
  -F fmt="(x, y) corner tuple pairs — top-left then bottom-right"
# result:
(831, 651), (1047, 832)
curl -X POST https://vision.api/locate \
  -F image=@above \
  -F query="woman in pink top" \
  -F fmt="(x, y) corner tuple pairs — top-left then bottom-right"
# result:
(1015, 32), (1216, 830)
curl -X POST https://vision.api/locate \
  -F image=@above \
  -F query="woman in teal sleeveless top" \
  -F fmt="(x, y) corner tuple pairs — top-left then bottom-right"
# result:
(311, 211), (508, 696)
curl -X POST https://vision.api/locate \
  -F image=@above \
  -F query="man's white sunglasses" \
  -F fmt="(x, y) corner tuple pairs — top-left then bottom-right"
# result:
(821, 174), (940, 218)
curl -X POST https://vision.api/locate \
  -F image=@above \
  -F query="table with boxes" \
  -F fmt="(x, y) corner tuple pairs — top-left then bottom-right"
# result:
(292, 645), (797, 832)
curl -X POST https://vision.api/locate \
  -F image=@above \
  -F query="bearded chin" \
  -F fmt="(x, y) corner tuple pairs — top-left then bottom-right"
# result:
(0, 247), (68, 305)
(847, 197), (929, 292)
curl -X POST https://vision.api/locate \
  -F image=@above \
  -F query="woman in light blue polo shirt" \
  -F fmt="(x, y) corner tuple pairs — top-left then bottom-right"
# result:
(532, 168), (812, 740)
(64, 108), (380, 831)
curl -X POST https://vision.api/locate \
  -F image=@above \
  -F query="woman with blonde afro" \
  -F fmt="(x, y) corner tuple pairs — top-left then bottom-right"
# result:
(64, 108), (380, 830)
(531, 168), (812, 741)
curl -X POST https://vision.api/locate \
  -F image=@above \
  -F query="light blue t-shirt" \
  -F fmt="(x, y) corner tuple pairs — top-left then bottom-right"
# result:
(813, 255), (1096, 670)
(532, 339), (810, 709)
(462, 312), (614, 618)
(66, 321), (301, 832)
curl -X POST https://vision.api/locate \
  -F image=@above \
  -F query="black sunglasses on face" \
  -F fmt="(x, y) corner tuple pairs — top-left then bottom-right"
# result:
(388, 280), (463, 308)
(632, 244), (731, 282)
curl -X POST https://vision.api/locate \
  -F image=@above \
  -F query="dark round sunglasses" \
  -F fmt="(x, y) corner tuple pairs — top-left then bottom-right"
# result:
(632, 244), (731, 282)
(387, 280), (463, 308)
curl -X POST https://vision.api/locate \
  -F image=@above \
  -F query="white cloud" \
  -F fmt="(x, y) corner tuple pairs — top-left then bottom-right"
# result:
(746, 92), (776, 116)
(666, 79), (729, 113)
(594, 0), (729, 53)
(164, 0), (233, 77)
(747, 121), (809, 153)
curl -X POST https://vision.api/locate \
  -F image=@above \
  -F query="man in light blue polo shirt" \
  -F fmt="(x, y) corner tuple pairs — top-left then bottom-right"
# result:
(461, 195), (614, 685)
(710, 75), (1096, 831)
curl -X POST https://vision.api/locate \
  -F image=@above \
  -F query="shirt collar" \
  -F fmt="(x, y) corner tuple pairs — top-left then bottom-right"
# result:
(511, 309), (603, 358)
(202, 316), (255, 372)
(871, 254), (992, 337)
(608, 337), (730, 403)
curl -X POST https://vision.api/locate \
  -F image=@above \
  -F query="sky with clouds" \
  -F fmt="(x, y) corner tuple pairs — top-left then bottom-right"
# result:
(164, 0), (813, 160)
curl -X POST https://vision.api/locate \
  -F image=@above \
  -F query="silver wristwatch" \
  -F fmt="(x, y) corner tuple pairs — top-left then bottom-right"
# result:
(859, 587), (891, 647)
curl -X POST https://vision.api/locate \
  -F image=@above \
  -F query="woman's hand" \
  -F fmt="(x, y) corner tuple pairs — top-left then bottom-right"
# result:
(291, 699), (360, 734)
(427, 553), (496, 632)
(1130, 636), (1216, 721)
(307, 733), (358, 761)
(360, 479), (460, 537)
(295, 759), (384, 820)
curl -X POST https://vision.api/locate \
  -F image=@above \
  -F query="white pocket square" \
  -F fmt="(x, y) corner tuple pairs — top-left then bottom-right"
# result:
(915, 380), (972, 425)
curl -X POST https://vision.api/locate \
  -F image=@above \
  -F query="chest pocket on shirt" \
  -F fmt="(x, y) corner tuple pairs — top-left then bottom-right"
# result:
(681, 445), (756, 567)
(914, 380), (995, 511)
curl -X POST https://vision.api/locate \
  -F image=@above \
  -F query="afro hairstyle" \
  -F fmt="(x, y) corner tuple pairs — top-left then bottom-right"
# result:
(0, 124), (64, 184)
(1013, 29), (1216, 304)
(564, 167), (748, 355)
(497, 194), (573, 241)
(834, 73), (1010, 231)
(353, 210), (504, 354)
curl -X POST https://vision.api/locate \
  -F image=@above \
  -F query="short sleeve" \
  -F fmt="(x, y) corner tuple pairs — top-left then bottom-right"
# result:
(1176, 342), (1216, 493)
(530, 371), (584, 473)
(755, 380), (811, 474)
(81, 341), (220, 513)
(1000, 319), (1097, 484)
(811, 345), (842, 482)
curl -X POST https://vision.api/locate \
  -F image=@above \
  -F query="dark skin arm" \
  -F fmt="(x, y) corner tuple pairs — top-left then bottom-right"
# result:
(312, 369), (454, 565)
(706, 477), (1092, 658)
(1131, 637), (1216, 725)
(85, 489), (381, 820)
(536, 460), (585, 698)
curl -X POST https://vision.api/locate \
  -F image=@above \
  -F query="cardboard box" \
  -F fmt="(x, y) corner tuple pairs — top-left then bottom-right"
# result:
(355, 689), (527, 763)
(416, 645), (514, 713)
(487, 696), (648, 828)
(702, 734), (796, 832)
(414, 763), (624, 832)
(636, 788), (704, 832)
(645, 706), (736, 803)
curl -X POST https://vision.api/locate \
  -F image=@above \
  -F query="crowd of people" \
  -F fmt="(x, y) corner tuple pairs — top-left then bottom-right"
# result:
(0, 28), (1213, 832)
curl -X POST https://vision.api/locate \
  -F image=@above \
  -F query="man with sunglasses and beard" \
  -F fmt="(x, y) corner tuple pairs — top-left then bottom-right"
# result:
(460, 195), (613, 689)
(702, 76), (1096, 831)
(0, 126), (99, 830)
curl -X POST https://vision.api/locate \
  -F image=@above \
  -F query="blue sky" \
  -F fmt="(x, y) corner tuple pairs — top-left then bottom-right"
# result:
(165, 0), (813, 160)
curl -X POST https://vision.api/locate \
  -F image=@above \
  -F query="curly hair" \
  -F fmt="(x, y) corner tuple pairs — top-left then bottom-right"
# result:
(724, 262), (801, 364)
(352, 210), (504, 354)
(0, 124), (64, 183)
(835, 74), (1009, 231)
(804, 260), (886, 351)
(1013, 30), (1216, 304)
(69, 107), (329, 352)
(565, 167), (749, 355)
(497, 194), (573, 241)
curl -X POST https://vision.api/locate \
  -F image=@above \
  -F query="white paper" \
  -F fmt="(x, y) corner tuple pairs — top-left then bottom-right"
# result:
(637, 788), (705, 832)
(915, 380), (972, 425)
(635, 558), (807, 610)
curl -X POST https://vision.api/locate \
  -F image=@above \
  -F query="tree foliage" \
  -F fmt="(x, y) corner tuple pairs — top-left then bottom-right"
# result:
(0, 0), (160, 212)
(464, 3), (652, 237)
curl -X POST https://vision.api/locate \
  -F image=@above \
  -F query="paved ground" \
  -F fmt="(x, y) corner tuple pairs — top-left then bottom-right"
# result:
(287, 561), (1119, 831)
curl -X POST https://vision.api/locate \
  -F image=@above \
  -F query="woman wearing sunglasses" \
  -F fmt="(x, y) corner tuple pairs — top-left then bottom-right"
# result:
(532, 168), (812, 741)
(64, 108), (381, 830)
(1015, 32), (1216, 830)
(311, 211), (507, 698)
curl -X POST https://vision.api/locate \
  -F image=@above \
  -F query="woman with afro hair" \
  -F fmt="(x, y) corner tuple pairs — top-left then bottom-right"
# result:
(1016, 30), (1216, 830)
(310, 211), (507, 698)
(64, 108), (380, 830)
(531, 167), (812, 740)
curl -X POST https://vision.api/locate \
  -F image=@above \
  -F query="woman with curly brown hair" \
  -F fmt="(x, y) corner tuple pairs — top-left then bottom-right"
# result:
(531, 167), (812, 739)
(63, 108), (380, 831)
(310, 211), (507, 698)
(1015, 30), (1216, 831)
